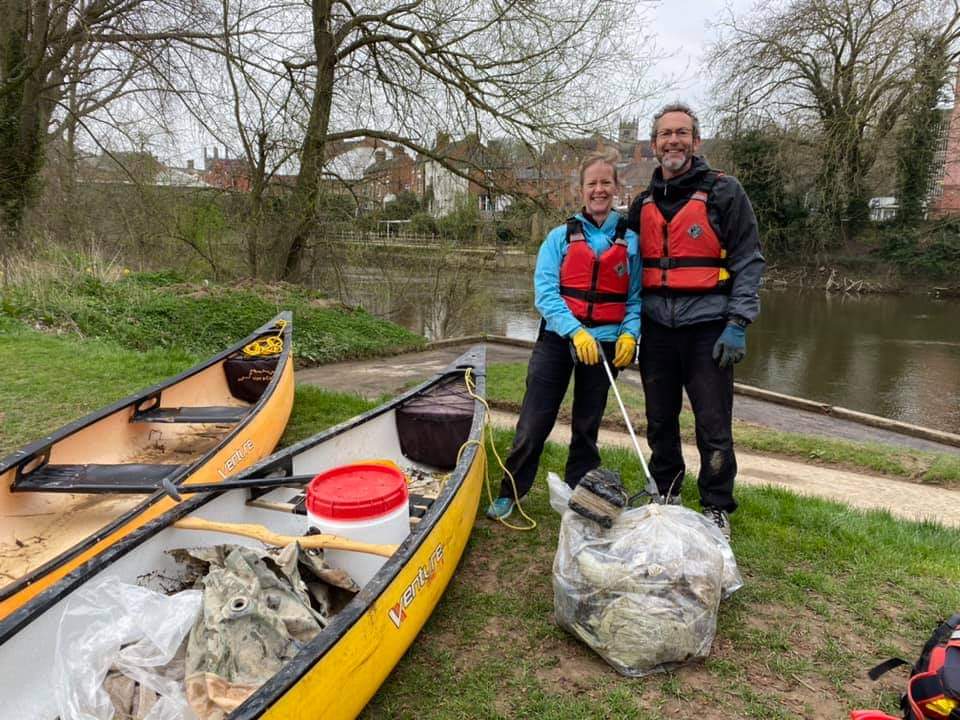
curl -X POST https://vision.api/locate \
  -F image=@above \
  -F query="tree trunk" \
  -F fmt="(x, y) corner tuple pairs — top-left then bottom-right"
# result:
(281, 0), (335, 281)
(0, 0), (43, 246)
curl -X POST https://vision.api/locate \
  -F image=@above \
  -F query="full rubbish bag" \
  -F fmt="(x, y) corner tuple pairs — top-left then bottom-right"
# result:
(553, 492), (743, 677)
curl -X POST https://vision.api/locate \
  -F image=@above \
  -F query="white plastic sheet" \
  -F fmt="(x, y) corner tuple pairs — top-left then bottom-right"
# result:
(553, 501), (743, 677)
(54, 576), (202, 720)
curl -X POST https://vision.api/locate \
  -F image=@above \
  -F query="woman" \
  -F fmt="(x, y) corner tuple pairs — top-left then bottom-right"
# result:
(486, 149), (642, 520)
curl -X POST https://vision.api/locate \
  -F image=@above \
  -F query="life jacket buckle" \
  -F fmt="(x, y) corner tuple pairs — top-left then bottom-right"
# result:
(658, 257), (674, 270)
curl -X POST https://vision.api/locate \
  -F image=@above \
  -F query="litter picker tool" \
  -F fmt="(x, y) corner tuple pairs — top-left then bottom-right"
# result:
(566, 341), (664, 527)
(597, 347), (663, 504)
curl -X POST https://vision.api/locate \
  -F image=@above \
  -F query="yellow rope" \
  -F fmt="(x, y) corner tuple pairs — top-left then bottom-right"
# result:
(463, 367), (537, 531)
(243, 318), (286, 357)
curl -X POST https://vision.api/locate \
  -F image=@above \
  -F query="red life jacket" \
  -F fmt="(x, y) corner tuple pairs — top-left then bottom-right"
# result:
(558, 217), (630, 327)
(856, 613), (960, 720)
(639, 172), (730, 294)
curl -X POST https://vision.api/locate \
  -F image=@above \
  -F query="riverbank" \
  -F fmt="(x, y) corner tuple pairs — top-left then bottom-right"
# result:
(0, 271), (425, 365)
(330, 234), (960, 296)
(765, 263), (960, 296)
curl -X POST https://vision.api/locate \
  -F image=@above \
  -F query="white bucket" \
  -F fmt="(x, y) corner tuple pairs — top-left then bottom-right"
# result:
(305, 461), (410, 587)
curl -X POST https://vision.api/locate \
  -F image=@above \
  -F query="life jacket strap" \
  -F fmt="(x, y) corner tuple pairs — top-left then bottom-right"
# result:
(558, 287), (628, 304)
(868, 657), (911, 681)
(698, 171), (722, 195)
(614, 217), (629, 245)
(642, 257), (726, 269)
(642, 285), (732, 296)
(566, 217), (629, 245)
(565, 218), (585, 243)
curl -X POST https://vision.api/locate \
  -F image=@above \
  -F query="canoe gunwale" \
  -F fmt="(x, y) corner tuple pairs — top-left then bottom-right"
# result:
(0, 312), (294, 607)
(0, 345), (487, 720)
(232, 346), (487, 719)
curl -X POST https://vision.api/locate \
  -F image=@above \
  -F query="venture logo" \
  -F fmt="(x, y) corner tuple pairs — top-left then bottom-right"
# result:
(387, 544), (445, 629)
(217, 439), (255, 479)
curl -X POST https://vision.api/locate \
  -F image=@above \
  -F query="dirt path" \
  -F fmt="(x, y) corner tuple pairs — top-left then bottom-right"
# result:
(487, 410), (960, 528)
(298, 341), (960, 528)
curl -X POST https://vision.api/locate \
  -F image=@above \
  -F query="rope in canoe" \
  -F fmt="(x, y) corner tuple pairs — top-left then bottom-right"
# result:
(242, 319), (287, 357)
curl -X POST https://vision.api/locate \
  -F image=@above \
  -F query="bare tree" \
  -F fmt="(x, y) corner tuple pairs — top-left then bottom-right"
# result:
(0, 0), (218, 250)
(269, 0), (654, 279)
(710, 0), (960, 236)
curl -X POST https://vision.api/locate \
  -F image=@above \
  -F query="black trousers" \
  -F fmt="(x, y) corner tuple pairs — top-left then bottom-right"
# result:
(498, 330), (618, 499)
(638, 319), (737, 512)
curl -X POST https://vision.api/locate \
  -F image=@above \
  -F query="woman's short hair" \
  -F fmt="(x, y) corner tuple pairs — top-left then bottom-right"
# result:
(579, 148), (620, 186)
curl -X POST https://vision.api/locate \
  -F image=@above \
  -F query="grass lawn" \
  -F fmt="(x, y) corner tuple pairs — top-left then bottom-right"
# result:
(4, 320), (960, 719)
(360, 430), (960, 719)
(486, 362), (960, 488)
(1, 270), (424, 364)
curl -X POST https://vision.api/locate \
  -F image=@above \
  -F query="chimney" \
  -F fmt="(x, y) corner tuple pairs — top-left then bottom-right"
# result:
(187, 159), (195, 171)
(213, 147), (219, 161)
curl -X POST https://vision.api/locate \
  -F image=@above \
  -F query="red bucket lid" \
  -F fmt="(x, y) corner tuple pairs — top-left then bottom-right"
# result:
(306, 462), (409, 520)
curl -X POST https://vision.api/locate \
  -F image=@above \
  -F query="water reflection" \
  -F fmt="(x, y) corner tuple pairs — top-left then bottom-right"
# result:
(316, 257), (960, 433)
(740, 289), (960, 432)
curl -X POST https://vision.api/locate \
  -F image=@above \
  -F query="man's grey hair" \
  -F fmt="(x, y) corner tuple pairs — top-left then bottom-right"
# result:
(650, 102), (701, 142)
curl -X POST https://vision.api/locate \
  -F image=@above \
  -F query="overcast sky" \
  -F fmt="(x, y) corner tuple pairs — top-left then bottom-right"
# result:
(644, 0), (757, 135)
(173, 0), (761, 165)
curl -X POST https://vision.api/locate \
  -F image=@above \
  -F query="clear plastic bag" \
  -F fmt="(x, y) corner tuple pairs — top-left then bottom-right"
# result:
(54, 575), (202, 720)
(547, 471), (572, 515)
(553, 502), (743, 677)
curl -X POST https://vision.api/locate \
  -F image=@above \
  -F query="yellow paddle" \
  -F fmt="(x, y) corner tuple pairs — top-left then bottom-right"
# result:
(173, 517), (399, 557)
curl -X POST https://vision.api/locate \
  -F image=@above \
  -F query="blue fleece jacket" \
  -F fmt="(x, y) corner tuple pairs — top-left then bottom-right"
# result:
(534, 210), (642, 342)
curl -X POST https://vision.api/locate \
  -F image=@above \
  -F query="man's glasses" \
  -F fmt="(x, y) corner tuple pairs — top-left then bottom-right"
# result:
(656, 129), (693, 140)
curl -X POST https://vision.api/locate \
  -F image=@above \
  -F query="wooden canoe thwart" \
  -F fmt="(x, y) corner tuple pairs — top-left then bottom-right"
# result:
(0, 346), (486, 720)
(0, 313), (295, 619)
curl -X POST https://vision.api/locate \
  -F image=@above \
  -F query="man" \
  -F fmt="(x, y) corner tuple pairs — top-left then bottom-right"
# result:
(627, 102), (765, 540)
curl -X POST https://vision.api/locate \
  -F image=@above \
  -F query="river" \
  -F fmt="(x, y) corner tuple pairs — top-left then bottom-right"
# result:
(327, 257), (960, 434)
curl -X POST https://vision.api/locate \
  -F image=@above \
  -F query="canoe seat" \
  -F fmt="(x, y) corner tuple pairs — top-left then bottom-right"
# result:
(13, 463), (186, 493)
(131, 406), (249, 424)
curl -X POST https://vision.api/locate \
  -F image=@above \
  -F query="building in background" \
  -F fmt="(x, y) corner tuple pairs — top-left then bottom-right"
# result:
(420, 133), (509, 218)
(363, 148), (416, 205)
(929, 72), (960, 218)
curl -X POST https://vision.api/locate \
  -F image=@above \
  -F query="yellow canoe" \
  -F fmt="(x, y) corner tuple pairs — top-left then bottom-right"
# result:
(0, 345), (485, 720)
(0, 313), (295, 619)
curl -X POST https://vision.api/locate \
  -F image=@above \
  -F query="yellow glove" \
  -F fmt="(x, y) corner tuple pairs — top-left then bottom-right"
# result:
(613, 333), (637, 368)
(571, 328), (599, 365)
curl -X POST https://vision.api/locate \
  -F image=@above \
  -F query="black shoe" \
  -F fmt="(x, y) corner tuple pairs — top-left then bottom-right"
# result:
(701, 505), (731, 540)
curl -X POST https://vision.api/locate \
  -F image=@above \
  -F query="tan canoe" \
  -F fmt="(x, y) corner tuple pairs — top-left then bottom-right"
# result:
(0, 312), (295, 619)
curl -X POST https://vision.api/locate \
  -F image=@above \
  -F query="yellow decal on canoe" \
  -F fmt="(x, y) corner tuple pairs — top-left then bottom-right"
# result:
(388, 543), (445, 629)
(217, 439), (255, 479)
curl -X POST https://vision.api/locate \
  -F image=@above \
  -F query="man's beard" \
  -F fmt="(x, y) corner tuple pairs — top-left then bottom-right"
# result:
(660, 150), (690, 172)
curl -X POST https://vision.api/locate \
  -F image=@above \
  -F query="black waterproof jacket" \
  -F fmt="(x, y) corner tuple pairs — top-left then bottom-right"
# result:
(627, 156), (765, 328)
